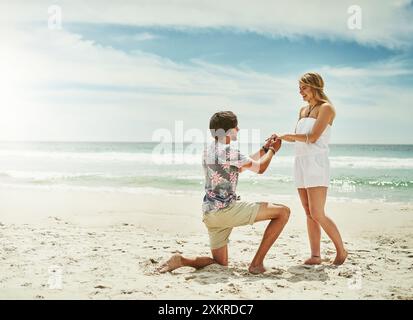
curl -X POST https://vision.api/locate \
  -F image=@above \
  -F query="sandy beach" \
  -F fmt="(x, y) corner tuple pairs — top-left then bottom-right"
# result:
(0, 186), (412, 300)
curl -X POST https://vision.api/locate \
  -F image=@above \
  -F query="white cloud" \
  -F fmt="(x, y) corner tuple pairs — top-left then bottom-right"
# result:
(2, 0), (413, 49)
(320, 58), (413, 78)
(115, 32), (158, 42)
(0, 27), (296, 98)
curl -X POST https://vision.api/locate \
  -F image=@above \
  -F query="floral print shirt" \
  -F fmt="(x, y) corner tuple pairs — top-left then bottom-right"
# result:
(202, 141), (251, 213)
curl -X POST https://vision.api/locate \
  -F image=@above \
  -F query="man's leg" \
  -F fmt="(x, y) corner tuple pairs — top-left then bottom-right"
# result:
(249, 202), (290, 274)
(157, 245), (228, 273)
(211, 244), (228, 266)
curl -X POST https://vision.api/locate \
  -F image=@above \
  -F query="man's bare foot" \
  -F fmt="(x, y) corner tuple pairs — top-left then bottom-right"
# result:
(248, 264), (266, 274)
(304, 256), (322, 265)
(157, 254), (183, 273)
(333, 250), (348, 265)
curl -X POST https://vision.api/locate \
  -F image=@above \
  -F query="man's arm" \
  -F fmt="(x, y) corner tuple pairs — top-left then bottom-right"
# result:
(249, 134), (278, 161)
(241, 149), (274, 174)
(240, 139), (282, 174)
(249, 148), (265, 161)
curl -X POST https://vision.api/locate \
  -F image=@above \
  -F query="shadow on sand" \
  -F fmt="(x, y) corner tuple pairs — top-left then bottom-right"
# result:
(170, 263), (332, 285)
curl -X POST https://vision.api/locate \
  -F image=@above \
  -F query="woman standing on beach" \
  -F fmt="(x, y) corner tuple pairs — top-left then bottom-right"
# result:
(277, 72), (347, 265)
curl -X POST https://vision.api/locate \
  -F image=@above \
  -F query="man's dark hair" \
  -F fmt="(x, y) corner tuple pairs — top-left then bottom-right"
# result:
(209, 111), (238, 138)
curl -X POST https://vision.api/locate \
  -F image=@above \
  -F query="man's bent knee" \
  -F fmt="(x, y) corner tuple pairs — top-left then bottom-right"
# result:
(280, 206), (290, 222)
(271, 204), (289, 218)
(255, 203), (289, 222)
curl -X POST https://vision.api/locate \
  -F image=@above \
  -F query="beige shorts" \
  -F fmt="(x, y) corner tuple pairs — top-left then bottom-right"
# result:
(202, 201), (261, 250)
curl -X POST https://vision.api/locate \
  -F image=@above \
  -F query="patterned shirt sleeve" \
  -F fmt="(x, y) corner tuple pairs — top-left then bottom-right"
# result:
(228, 147), (252, 168)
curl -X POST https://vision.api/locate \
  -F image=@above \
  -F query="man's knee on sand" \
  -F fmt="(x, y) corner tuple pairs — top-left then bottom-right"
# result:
(211, 246), (228, 266)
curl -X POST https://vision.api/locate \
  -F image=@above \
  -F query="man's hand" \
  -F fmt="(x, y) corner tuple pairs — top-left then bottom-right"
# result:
(269, 138), (282, 153)
(263, 133), (278, 149)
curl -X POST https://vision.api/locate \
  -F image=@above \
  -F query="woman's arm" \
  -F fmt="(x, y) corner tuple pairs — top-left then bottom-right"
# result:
(280, 135), (295, 142)
(279, 103), (334, 143)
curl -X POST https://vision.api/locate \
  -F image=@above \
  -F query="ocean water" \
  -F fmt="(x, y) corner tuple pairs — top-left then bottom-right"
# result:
(0, 142), (412, 203)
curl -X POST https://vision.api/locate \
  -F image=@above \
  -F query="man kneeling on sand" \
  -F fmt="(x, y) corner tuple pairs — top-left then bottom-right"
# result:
(158, 111), (290, 274)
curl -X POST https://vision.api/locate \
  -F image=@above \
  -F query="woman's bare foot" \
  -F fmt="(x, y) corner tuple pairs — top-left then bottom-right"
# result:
(333, 250), (348, 265)
(304, 256), (322, 265)
(248, 264), (266, 274)
(157, 254), (183, 273)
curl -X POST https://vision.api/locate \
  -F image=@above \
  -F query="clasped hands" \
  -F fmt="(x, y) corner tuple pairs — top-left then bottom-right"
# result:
(264, 132), (296, 150)
(263, 133), (282, 153)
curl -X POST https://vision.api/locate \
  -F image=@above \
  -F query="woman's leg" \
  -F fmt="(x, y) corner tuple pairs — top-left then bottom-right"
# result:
(307, 187), (347, 265)
(298, 188), (321, 264)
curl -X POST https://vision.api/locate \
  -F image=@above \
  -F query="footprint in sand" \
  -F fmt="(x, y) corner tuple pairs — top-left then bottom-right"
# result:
(355, 249), (371, 253)
(338, 270), (358, 278)
(227, 283), (240, 294)
(268, 268), (284, 275)
(121, 290), (134, 295)
(94, 285), (111, 289)
(263, 285), (274, 293)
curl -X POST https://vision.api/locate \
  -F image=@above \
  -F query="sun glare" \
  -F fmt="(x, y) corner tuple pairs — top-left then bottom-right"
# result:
(0, 59), (27, 141)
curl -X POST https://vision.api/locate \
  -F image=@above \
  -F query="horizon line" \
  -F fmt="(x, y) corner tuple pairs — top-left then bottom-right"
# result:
(0, 140), (412, 146)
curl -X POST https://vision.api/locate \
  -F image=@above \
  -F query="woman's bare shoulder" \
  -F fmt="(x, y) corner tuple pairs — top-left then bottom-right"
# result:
(320, 102), (335, 114)
(319, 102), (336, 122)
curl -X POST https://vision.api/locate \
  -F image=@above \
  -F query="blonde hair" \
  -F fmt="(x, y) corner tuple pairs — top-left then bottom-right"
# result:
(299, 72), (331, 104)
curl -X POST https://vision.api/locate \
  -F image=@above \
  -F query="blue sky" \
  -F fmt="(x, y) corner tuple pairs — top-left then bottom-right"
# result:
(67, 24), (396, 70)
(0, 0), (412, 143)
